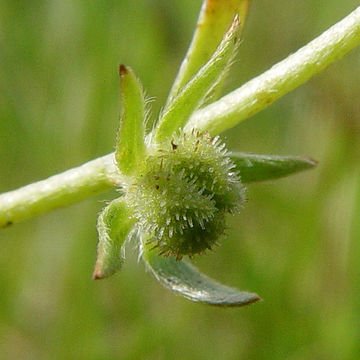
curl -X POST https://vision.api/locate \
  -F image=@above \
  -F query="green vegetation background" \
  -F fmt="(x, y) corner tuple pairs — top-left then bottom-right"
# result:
(1, 0), (360, 359)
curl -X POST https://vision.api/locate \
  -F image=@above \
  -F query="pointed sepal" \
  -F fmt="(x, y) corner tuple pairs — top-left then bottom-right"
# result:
(167, 0), (250, 103)
(155, 15), (242, 143)
(115, 65), (146, 176)
(142, 243), (260, 307)
(230, 152), (317, 183)
(93, 198), (136, 279)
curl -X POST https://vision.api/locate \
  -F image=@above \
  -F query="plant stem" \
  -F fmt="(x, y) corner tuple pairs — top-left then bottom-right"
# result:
(0, 154), (118, 228)
(185, 6), (360, 135)
(1, 7), (360, 227)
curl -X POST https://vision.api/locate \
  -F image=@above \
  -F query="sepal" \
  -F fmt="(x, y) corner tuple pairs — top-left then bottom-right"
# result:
(93, 198), (136, 279)
(155, 16), (242, 143)
(230, 152), (317, 183)
(167, 0), (250, 103)
(142, 242), (260, 307)
(115, 65), (146, 175)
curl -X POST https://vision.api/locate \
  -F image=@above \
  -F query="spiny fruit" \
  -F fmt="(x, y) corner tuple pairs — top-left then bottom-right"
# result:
(125, 131), (246, 259)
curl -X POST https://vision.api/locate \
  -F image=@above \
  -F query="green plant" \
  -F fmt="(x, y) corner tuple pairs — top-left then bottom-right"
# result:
(1, 1), (360, 307)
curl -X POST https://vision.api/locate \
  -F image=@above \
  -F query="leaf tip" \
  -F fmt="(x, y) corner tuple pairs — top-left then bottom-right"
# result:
(297, 156), (318, 171)
(306, 157), (318, 168)
(219, 291), (262, 307)
(227, 13), (241, 37)
(233, 13), (240, 26)
(245, 293), (262, 306)
(92, 264), (105, 280)
(119, 64), (129, 77)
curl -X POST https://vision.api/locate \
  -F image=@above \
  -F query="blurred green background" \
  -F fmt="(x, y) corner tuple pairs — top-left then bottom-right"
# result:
(1, 0), (360, 359)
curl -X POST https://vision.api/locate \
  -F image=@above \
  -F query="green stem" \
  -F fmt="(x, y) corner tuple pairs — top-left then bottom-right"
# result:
(185, 6), (360, 135)
(0, 154), (118, 228)
(1, 7), (360, 227)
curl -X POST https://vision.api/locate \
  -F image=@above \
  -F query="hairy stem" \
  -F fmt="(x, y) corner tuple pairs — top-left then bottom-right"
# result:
(185, 6), (360, 134)
(1, 7), (360, 227)
(0, 154), (118, 228)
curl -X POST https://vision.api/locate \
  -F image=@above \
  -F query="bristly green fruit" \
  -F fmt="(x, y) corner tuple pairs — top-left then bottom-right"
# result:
(125, 131), (246, 259)
(88, 1), (317, 306)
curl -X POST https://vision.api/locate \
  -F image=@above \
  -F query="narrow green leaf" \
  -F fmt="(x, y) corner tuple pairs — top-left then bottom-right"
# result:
(231, 152), (317, 183)
(143, 245), (260, 307)
(93, 198), (136, 279)
(115, 65), (146, 175)
(167, 0), (250, 103)
(155, 16), (241, 143)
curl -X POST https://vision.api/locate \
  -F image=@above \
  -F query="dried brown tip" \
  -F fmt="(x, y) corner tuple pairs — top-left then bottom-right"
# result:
(92, 273), (103, 280)
(92, 264), (105, 280)
(119, 64), (128, 77)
